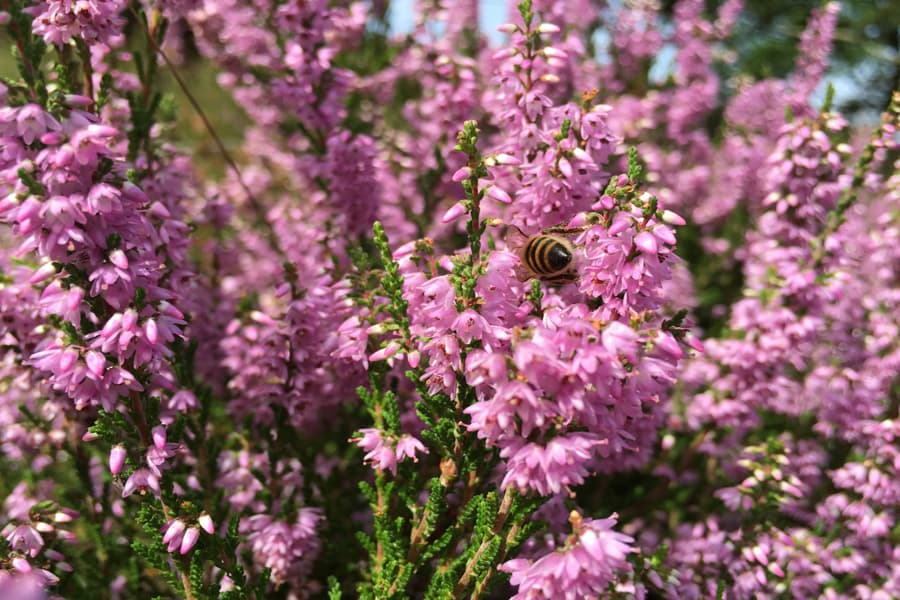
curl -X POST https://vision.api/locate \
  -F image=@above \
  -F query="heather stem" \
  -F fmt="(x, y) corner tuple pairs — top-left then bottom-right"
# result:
(74, 38), (94, 100)
(160, 502), (197, 600)
(453, 487), (516, 597)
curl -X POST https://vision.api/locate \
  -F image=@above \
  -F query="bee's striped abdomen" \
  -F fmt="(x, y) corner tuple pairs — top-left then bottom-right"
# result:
(523, 235), (573, 276)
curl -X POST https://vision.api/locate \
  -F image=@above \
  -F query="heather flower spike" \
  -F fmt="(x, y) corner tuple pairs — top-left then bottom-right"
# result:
(0, 0), (896, 597)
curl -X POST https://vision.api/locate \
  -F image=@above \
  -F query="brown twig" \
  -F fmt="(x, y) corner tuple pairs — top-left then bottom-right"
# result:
(130, 7), (285, 257)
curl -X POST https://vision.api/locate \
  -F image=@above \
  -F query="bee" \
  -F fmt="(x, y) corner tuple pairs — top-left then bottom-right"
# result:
(506, 224), (587, 285)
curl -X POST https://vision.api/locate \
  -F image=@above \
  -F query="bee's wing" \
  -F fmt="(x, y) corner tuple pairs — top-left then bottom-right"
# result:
(504, 225), (530, 252)
(541, 225), (589, 240)
(513, 263), (534, 282)
(505, 226), (535, 282)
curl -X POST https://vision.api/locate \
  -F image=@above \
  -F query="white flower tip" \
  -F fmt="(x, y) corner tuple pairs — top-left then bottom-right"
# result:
(661, 209), (686, 226)
(369, 342), (402, 362)
(198, 513), (215, 535)
(492, 152), (521, 165)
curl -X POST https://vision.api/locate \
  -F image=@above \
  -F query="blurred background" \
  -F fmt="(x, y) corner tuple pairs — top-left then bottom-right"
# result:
(2, 1), (896, 168)
(388, 0), (898, 123)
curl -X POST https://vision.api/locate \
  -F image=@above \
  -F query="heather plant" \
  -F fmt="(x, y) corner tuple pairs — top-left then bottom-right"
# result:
(0, 0), (897, 599)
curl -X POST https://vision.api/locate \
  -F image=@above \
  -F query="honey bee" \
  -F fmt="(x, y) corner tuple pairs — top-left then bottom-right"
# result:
(506, 224), (587, 285)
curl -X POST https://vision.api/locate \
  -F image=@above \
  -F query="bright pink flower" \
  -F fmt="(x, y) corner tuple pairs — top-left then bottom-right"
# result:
(109, 445), (126, 475)
(502, 514), (634, 599)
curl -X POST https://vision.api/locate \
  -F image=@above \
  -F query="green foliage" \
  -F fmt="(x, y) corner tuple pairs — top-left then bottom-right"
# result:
(327, 576), (342, 600)
(627, 146), (644, 183)
(88, 410), (131, 441)
(373, 221), (410, 330)
(694, 0), (899, 120)
(16, 167), (46, 196)
(132, 504), (183, 595)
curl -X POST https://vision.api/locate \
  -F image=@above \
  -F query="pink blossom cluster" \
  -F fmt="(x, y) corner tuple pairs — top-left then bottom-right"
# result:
(1, 0), (898, 598)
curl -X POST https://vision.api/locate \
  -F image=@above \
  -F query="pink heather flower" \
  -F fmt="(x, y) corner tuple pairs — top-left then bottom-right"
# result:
(464, 380), (553, 441)
(152, 426), (167, 451)
(463, 350), (508, 389)
(325, 131), (380, 237)
(109, 445), (126, 475)
(5, 524), (44, 557)
(168, 389), (198, 412)
(575, 214), (677, 318)
(452, 310), (490, 344)
(790, 2), (841, 107)
(716, 486), (753, 511)
(242, 509), (322, 585)
(634, 231), (659, 254)
(162, 519), (187, 552)
(12, 104), (61, 145)
(0, 572), (47, 600)
(334, 315), (369, 366)
(146, 436), (179, 478)
(501, 513), (635, 599)
(394, 436), (427, 464)
(122, 468), (160, 497)
(198, 513), (215, 535)
(30, 0), (126, 46)
(180, 527), (200, 554)
(353, 428), (429, 476)
(441, 201), (467, 223)
(500, 434), (598, 496)
(160, 518), (203, 554)
(369, 342), (402, 363)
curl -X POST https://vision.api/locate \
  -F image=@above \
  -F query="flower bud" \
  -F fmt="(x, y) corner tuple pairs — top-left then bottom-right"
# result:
(661, 209), (686, 226)
(11, 557), (31, 573)
(109, 249), (128, 270)
(451, 166), (471, 182)
(144, 319), (159, 345)
(634, 232), (659, 254)
(491, 153), (521, 165)
(29, 262), (58, 285)
(369, 342), (402, 362)
(198, 513), (215, 535)
(85, 351), (106, 378)
(441, 201), (466, 223)
(486, 186), (512, 204)
(542, 47), (567, 59)
(180, 527), (200, 554)
(162, 519), (186, 545)
(151, 426), (167, 451)
(109, 445), (126, 475)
